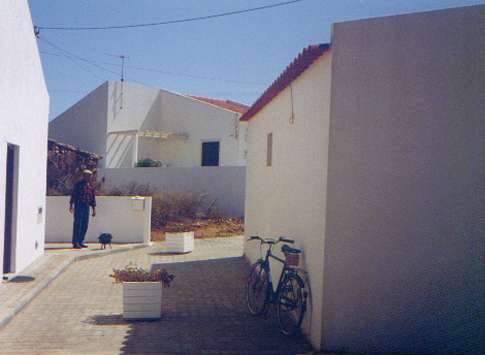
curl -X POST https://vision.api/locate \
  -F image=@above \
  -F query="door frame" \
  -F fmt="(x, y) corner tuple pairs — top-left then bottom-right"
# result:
(3, 143), (19, 274)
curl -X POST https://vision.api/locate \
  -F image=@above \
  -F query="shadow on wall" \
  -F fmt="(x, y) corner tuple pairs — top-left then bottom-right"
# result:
(86, 257), (312, 354)
(110, 82), (123, 120)
(107, 84), (163, 168)
(106, 134), (133, 168)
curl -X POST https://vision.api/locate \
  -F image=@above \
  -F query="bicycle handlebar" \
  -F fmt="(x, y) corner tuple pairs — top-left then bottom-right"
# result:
(247, 235), (294, 244)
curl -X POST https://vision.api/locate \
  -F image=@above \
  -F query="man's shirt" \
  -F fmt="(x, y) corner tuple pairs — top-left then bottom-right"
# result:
(70, 181), (96, 207)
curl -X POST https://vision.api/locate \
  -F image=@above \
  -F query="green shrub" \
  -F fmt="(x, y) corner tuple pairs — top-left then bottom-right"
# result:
(136, 158), (162, 167)
(151, 191), (211, 228)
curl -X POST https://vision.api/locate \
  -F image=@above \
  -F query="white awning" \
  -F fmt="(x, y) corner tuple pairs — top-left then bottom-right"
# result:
(107, 129), (188, 140)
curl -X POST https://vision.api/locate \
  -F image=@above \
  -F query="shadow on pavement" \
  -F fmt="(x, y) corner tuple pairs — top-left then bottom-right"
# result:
(148, 251), (190, 257)
(90, 257), (312, 354)
(8, 276), (36, 283)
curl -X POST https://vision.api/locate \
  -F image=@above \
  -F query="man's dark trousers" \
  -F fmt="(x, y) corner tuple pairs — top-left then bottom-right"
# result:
(72, 203), (90, 245)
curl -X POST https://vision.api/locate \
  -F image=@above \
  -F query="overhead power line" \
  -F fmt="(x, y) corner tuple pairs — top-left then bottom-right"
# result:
(36, 0), (305, 31)
(39, 38), (267, 86)
(40, 45), (106, 80)
(40, 37), (122, 77)
(39, 37), (265, 100)
(125, 64), (265, 86)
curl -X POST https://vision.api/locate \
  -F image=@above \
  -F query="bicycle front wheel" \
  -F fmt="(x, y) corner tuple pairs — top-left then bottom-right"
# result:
(246, 261), (269, 316)
(277, 273), (306, 335)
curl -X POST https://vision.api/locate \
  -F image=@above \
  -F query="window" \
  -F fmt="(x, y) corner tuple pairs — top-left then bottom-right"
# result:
(201, 141), (220, 166)
(266, 133), (272, 167)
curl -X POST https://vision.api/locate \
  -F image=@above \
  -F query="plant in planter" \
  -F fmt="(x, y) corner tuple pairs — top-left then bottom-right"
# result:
(164, 223), (195, 253)
(111, 264), (174, 320)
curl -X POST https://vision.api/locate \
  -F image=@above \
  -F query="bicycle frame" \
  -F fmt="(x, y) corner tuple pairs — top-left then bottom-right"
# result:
(259, 242), (297, 303)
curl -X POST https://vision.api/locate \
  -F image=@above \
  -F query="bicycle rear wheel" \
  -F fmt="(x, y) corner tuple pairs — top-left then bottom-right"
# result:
(246, 261), (270, 316)
(277, 273), (306, 335)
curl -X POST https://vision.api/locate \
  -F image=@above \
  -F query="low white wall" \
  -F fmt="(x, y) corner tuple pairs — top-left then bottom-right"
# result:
(46, 196), (152, 244)
(98, 167), (245, 217)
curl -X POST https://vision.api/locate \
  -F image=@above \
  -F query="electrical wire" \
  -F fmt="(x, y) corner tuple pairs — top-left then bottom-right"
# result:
(42, 47), (106, 80)
(39, 38), (265, 100)
(124, 65), (266, 86)
(39, 38), (267, 86)
(39, 37), (121, 77)
(36, 0), (305, 31)
(48, 89), (90, 93)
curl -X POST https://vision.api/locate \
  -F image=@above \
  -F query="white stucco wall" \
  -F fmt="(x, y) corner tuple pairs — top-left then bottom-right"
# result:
(105, 82), (161, 168)
(51, 81), (247, 168)
(45, 196), (151, 244)
(0, 0), (49, 274)
(322, 5), (484, 353)
(98, 167), (245, 217)
(156, 91), (244, 167)
(49, 82), (108, 166)
(244, 54), (332, 348)
(106, 82), (246, 168)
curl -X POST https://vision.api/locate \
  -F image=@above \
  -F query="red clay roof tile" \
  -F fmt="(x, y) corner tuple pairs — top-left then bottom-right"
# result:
(187, 95), (249, 114)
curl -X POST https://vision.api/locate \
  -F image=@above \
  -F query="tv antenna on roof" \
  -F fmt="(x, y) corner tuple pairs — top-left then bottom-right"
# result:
(106, 53), (129, 110)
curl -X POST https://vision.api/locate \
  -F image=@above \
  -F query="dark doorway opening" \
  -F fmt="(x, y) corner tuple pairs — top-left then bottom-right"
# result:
(3, 144), (18, 274)
(201, 141), (220, 167)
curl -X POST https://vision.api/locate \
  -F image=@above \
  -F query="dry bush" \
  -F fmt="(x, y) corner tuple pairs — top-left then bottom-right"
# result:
(47, 140), (100, 195)
(98, 182), (217, 228)
(151, 191), (215, 228)
(98, 182), (156, 196)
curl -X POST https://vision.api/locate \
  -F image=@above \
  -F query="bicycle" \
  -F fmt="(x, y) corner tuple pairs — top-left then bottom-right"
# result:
(246, 235), (307, 335)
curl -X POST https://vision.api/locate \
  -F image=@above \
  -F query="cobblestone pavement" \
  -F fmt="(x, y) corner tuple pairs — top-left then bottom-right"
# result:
(0, 236), (312, 354)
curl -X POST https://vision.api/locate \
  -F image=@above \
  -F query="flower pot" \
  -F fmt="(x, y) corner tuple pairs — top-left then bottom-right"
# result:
(165, 231), (194, 253)
(123, 282), (162, 320)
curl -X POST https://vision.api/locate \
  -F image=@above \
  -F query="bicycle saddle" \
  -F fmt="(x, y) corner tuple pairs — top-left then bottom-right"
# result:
(281, 244), (301, 254)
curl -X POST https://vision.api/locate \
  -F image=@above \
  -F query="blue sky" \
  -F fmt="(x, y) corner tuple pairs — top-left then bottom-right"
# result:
(28, 0), (483, 120)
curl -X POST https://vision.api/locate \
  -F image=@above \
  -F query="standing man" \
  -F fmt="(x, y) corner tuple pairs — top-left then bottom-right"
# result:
(69, 170), (96, 249)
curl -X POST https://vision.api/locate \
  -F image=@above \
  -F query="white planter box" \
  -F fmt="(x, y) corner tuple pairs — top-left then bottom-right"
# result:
(123, 282), (162, 320)
(165, 231), (194, 253)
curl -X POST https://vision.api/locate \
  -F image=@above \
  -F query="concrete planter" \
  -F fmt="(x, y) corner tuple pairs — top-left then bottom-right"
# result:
(165, 231), (194, 253)
(123, 282), (162, 320)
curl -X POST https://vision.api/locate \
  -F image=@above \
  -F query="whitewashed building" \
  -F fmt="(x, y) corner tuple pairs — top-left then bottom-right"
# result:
(243, 5), (484, 353)
(0, 0), (49, 275)
(49, 81), (249, 168)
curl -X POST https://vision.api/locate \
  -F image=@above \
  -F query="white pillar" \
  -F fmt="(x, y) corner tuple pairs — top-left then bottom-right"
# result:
(133, 133), (139, 167)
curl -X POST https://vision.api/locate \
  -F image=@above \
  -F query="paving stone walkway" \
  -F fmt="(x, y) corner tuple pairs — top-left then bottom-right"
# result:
(0, 236), (312, 354)
(0, 243), (148, 329)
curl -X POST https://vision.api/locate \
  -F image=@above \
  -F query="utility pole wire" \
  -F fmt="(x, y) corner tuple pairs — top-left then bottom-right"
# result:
(106, 54), (129, 82)
(39, 37), (201, 88)
(41, 46), (106, 81)
(39, 39), (267, 85)
(35, 0), (306, 31)
(39, 37), (121, 77)
(126, 65), (266, 86)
